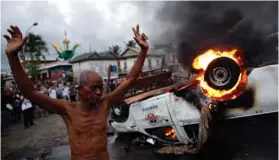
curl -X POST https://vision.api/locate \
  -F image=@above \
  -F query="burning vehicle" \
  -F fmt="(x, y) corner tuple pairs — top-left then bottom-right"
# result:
(109, 48), (278, 154)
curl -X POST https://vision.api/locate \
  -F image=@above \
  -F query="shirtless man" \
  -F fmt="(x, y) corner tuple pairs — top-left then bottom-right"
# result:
(3, 24), (149, 160)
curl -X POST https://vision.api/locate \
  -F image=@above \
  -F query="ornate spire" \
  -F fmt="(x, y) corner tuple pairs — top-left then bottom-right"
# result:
(63, 30), (70, 50)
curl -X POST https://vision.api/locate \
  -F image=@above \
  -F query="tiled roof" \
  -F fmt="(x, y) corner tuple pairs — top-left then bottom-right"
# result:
(39, 61), (72, 70)
(121, 47), (166, 58)
(69, 51), (120, 63)
(100, 51), (119, 58)
(69, 47), (168, 63)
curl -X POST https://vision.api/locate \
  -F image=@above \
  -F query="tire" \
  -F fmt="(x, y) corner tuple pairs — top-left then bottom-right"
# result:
(204, 57), (240, 90)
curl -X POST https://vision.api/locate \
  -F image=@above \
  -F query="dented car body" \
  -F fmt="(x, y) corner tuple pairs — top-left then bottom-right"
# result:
(110, 64), (278, 145)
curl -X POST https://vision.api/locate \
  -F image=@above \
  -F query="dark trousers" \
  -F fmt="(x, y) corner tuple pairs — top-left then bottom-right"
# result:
(63, 95), (69, 101)
(23, 108), (34, 128)
(14, 107), (22, 121)
(57, 95), (62, 99)
(70, 95), (76, 102)
(1, 111), (9, 133)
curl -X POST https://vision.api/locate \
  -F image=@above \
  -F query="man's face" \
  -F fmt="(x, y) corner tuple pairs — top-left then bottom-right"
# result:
(80, 79), (104, 105)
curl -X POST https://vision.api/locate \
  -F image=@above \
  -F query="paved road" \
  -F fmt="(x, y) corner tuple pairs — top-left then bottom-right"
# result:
(2, 112), (278, 160)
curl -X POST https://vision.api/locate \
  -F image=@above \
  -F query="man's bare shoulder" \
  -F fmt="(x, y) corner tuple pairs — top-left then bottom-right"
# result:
(59, 101), (79, 115)
(60, 101), (81, 120)
(64, 101), (80, 109)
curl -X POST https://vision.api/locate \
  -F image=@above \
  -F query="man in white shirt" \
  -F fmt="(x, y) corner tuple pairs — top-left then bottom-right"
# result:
(56, 84), (63, 99)
(21, 96), (34, 129)
(62, 83), (70, 101)
(49, 85), (57, 99)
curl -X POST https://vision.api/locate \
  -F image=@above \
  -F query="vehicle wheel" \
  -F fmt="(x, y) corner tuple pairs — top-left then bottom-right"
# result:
(204, 57), (240, 90)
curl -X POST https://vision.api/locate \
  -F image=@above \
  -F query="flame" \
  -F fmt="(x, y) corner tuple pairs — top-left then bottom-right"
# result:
(192, 49), (248, 101)
(165, 128), (176, 139)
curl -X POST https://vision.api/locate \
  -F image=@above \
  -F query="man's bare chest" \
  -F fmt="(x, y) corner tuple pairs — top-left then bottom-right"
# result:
(65, 106), (109, 138)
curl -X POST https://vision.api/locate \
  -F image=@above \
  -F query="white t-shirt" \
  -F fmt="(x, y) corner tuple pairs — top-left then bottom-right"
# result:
(21, 99), (32, 111)
(49, 89), (57, 99)
(63, 87), (69, 96)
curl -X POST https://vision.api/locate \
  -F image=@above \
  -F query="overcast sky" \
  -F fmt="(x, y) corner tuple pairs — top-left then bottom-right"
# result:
(1, 1), (170, 71)
(1, 1), (277, 71)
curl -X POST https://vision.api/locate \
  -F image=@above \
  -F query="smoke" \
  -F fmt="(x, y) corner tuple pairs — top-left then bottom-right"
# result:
(155, 1), (278, 69)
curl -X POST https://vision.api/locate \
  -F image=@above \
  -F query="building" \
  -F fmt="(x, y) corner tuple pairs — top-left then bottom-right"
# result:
(20, 59), (58, 79)
(70, 51), (120, 80)
(153, 46), (191, 81)
(119, 47), (165, 74)
(21, 59), (58, 71)
(69, 47), (166, 80)
(19, 53), (75, 82)
(38, 61), (73, 82)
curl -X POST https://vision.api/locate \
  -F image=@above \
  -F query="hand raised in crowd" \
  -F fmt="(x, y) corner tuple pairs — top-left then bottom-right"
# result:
(3, 25), (28, 56)
(132, 24), (149, 50)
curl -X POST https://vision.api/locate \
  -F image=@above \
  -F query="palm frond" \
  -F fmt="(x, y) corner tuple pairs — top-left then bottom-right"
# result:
(24, 32), (48, 61)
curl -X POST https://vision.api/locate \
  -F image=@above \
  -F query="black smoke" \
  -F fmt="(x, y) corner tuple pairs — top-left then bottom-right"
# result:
(156, 1), (278, 69)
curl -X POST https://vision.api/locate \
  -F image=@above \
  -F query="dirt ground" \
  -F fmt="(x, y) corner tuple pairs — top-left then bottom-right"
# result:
(1, 114), (69, 157)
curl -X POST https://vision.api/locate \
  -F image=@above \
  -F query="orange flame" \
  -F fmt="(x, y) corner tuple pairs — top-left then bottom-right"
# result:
(192, 49), (248, 101)
(165, 128), (176, 139)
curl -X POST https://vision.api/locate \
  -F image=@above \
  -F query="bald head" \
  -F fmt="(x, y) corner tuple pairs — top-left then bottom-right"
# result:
(78, 70), (103, 87)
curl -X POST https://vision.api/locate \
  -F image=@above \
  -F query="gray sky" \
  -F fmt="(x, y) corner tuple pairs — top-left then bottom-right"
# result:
(1, 1), (167, 70)
(1, 1), (277, 71)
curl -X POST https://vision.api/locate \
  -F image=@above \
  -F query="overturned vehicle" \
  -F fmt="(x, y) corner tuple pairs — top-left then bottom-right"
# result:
(110, 49), (278, 154)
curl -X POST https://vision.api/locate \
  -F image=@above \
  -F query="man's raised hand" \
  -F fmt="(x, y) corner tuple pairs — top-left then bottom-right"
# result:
(132, 24), (149, 50)
(3, 25), (28, 56)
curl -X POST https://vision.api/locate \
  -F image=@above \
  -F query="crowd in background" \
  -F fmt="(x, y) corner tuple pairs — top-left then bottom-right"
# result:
(1, 79), (118, 137)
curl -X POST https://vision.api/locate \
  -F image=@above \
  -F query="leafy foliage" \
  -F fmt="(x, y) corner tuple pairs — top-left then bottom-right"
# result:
(26, 63), (40, 79)
(109, 45), (121, 55)
(24, 33), (48, 60)
(125, 40), (136, 48)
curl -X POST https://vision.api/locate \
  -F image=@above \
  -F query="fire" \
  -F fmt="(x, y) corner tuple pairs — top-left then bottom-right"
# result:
(165, 128), (176, 139)
(193, 49), (243, 70)
(192, 49), (248, 101)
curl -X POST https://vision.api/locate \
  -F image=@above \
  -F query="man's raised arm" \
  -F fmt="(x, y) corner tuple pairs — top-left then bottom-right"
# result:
(3, 25), (66, 114)
(107, 24), (149, 102)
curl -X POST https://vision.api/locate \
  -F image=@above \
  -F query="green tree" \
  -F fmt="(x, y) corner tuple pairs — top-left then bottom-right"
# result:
(24, 33), (48, 60)
(124, 40), (136, 48)
(93, 50), (99, 55)
(109, 45), (121, 55)
(26, 63), (40, 79)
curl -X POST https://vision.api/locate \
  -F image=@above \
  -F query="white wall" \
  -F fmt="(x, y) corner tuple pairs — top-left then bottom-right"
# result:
(72, 56), (165, 79)
(165, 53), (178, 64)
(120, 56), (164, 73)
(72, 60), (119, 79)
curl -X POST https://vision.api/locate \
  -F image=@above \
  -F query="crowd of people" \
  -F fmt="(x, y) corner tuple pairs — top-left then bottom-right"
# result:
(2, 85), (36, 136)
(39, 82), (79, 102)
(1, 79), (118, 137)
(1, 81), (78, 136)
